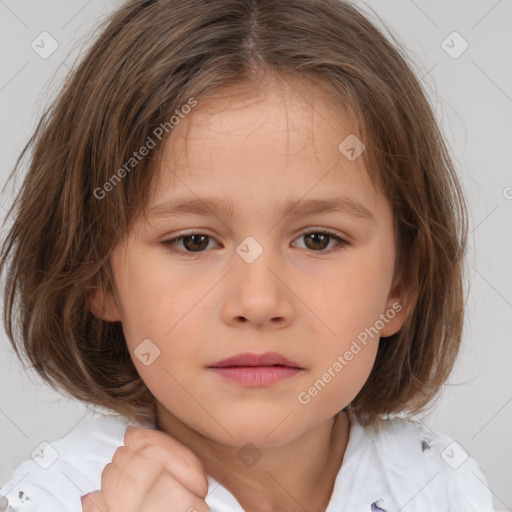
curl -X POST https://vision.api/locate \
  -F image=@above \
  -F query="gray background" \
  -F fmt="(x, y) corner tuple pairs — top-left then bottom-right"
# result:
(0, 0), (511, 509)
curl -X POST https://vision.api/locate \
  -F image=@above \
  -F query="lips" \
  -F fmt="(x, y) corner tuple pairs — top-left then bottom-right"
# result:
(208, 352), (303, 369)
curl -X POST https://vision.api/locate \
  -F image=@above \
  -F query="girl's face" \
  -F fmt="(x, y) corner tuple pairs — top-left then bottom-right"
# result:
(90, 78), (408, 447)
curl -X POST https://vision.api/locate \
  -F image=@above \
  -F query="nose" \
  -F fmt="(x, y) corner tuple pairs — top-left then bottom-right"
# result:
(221, 245), (295, 329)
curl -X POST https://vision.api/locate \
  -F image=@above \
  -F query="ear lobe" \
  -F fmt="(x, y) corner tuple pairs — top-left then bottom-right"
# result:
(88, 286), (122, 322)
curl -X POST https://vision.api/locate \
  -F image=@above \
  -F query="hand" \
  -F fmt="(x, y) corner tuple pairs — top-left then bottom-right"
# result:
(81, 425), (210, 512)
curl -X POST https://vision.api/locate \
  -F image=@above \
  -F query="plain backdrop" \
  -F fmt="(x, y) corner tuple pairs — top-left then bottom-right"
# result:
(0, 0), (511, 509)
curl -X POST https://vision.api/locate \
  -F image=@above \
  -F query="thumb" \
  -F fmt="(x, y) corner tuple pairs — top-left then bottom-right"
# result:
(81, 491), (106, 512)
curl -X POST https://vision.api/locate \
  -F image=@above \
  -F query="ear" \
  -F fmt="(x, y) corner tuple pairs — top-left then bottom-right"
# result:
(88, 285), (122, 322)
(380, 275), (414, 338)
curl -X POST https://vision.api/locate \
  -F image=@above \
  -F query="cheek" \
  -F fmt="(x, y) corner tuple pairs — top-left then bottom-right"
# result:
(294, 250), (390, 397)
(305, 255), (392, 338)
(297, 332), (380, 413)
(115, 249), (208, 340)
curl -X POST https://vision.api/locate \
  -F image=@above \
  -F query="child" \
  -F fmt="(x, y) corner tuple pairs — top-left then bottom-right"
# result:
(0, 0), (496, 510)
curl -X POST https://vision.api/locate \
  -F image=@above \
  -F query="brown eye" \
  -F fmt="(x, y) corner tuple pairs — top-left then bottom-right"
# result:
(304, 232), (330, 250)
(292, 230), (347, 253)
(181, 234), (210, 252)
(162, 233), (217, 253)
(162, 229), (347, 256)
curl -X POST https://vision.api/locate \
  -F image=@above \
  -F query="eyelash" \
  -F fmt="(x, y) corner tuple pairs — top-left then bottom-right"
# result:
(161, 229), (348, 256)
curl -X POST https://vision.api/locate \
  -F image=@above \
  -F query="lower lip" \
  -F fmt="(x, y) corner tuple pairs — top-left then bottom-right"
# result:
(208, 366), (302, 386)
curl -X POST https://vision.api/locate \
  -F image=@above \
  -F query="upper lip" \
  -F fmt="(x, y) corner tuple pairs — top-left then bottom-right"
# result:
(208, 352), (304, 369)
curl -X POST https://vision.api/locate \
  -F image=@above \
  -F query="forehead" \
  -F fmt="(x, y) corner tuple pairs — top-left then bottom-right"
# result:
(146, 77), (384, 221)
(171, 75), (355, 157)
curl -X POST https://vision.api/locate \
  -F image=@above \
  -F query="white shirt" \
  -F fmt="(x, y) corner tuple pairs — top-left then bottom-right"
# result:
(0, 410), (495, 511)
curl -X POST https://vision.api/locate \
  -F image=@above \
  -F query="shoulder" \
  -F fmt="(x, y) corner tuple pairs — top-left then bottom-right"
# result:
(0, 414), (150, 512)
(334, 411), (495, 511)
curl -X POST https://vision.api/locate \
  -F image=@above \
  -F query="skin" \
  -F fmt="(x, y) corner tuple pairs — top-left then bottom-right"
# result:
(89, 74), (410, 512)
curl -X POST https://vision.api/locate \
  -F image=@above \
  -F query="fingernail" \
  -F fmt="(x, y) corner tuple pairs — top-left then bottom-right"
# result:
(80, 492), (94, 504)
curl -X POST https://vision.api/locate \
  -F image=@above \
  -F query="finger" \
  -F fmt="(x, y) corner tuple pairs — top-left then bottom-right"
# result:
(139, 471), (211, 512)
(81, 491), (107, 512)
(138, 443), (209, 499)
(123, 426), (208, 498)
(124, 426), (205, 475)
(100, 445), (166, 512)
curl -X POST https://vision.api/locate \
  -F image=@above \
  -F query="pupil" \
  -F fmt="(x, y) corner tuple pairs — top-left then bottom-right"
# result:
(184, 234), (208, 251)
(306, 233), (328, 250)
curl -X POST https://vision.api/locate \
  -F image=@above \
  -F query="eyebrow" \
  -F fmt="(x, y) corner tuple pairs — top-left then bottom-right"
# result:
(147, 196), (376, 223)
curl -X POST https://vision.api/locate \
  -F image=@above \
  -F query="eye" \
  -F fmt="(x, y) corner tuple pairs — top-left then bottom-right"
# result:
(161, 229), (348, 255)
(161, 232), (219, 253)
(292, 229), (347, 253)
(162, 229), (348, 254)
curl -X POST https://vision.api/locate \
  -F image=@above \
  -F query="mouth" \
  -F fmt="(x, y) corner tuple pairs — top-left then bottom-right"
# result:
(208, 351), (304, 369)
(207, 352), (304, 387)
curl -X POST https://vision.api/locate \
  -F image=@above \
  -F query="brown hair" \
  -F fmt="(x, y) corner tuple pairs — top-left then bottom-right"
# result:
(0, 0), (468, 426)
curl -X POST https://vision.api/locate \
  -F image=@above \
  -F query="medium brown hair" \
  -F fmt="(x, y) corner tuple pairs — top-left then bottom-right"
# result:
(0, 0), (468, 426)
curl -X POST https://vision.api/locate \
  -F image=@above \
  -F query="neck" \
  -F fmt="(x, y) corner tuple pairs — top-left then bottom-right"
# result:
(155, 406), (350, 512)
